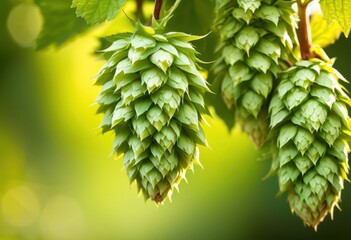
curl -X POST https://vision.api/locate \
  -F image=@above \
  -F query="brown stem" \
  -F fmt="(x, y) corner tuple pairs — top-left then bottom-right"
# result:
(136, 0), (144, 21)
(298, 3), (312, 60)
(153, 0), (163, 20)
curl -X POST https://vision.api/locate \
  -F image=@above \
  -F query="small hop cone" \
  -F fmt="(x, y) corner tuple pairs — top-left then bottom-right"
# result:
(239, 110), (269, 148)
(95, 24), (209, 203)
(211, 0), (297, 148)
(269, 59), (351, 229)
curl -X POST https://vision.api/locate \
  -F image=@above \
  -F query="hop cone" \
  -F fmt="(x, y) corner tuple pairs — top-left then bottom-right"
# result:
(211, 0), (296, 148)
(95, 24), (209, 203)
(269, 59), (351, 229)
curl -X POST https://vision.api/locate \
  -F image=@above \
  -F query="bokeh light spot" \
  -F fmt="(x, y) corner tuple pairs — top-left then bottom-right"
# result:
(6, 3), (42, 48)
(2, 185), (41, 227)
(39, 195), (86, 240)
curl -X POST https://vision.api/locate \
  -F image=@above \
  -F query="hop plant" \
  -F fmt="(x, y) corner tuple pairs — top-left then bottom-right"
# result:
(210, 0), (297, 148)
(268, 59), (351, 229)
(94, 22), (209, 203)
(32, 0), (351, 231)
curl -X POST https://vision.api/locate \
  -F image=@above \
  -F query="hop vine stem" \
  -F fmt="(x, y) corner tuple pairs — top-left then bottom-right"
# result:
(153, 0), (163, 20)
(149, 0), (182, 26)
(136, 0), (144, 21)
(297, 0), (312, 60)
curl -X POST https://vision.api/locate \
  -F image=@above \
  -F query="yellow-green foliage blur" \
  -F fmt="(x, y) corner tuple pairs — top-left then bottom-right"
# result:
(1, 1), (351, 239)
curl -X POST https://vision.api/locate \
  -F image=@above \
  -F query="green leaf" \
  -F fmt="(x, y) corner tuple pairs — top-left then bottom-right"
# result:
(121, 81), (146, 105)
(229, 62), (254, 85)
(316, 156), (339, 182)
(255, 5), (280, 25)
(278, 145), (299, 167)
(141, 68), (167, 93)
(96, 91), (119, 105)
(246, 52), (271, 73)
(235, 26), (260, 53)
(221, 74), (235, 108)
(128, 47), (144, 64)
(306, 140), (327, 165)
(173, 52), (191, 66)
(134, 99), (153, 117)
(293, 128), (314, 154)
(284, 87), (308, 110)
(315, 71), (336, 90)
(270, 109), (290, 128)
(146, 106), (168, 131)
(250, 73), (273, 99)
(255, 38), (281, 63)
(131, 35), (157, 50)
(35, 0), (88, 49)
(277, 79), (294, 99)
(332, 101), (349, 126)
(269, 95), (285, 116)
(300, 99), (328, 131)
(112, 104), (135, 126)
(189, 89), (206, 109)
(128, 135), (151, 158)
(100, 107), (113, 131)
(232, 8), (252, 24)
(238, 0), (261, 13)
(241, 90), (264, 117)
(113, 128), (130, 150)
(320, 0), (351, 37)
(176, 103), (199, 131)
(220, 19), (244, 40)
(277, 125), (298, 148)
(188, 73), (210, 92)
(320, 114), (341, 146)
(132, 116), (155, 140)
(139, 162), (154, 176)
(294, 155), (313, 175)
(155, 127), (178, 152)
(311, 86), (336, 108)
(151, 87), (181, 116)
(278, 164), (300, 192)
(158, 43), (179, 57)
(205, 73), (235, 131)
(151, 49), (174, 72)
(329, 139), (348, 162)
(222, 45), (245, 66)
(190, 126), (208, 146)
(177, 134), (195, 156)
(311, 13), (342, 48)
(167, 67), (188, 93)
(290, 69), (316, 89)
(72, 0), (126, 25)
(101, 39), (130, 52)
(153, 34), (168, 42)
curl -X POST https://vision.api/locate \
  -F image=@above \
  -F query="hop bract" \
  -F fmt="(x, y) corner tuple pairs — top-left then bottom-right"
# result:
(211, 0), (296, 148)
(269, 59), (351, 229)
(95, 24), (209, 203)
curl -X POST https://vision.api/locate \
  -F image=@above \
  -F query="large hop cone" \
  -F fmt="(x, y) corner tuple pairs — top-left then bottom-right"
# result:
(95, 24), (209, 203)
(269, 59), (351, 229)
(211, 0), (296, 148)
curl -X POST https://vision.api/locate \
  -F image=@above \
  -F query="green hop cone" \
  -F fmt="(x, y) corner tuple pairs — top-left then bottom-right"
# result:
(210, 0), (297, 148)
(269, 59), (351, 229)
(95, 23), (210, 203)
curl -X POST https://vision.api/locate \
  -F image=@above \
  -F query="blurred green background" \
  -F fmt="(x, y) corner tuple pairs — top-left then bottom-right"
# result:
(1, 1), (351, 239)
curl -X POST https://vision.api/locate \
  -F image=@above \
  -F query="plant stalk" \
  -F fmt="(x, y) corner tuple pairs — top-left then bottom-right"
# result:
(153, 0), (163, 20)
(297, 1), (312, 60)
(136, 0), (144, 21)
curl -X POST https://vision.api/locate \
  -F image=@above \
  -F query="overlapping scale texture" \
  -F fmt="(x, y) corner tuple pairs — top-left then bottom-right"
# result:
(95, 25), (209, 203)
(269, 59), (351, 229)
(211, 0), (296, 148)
